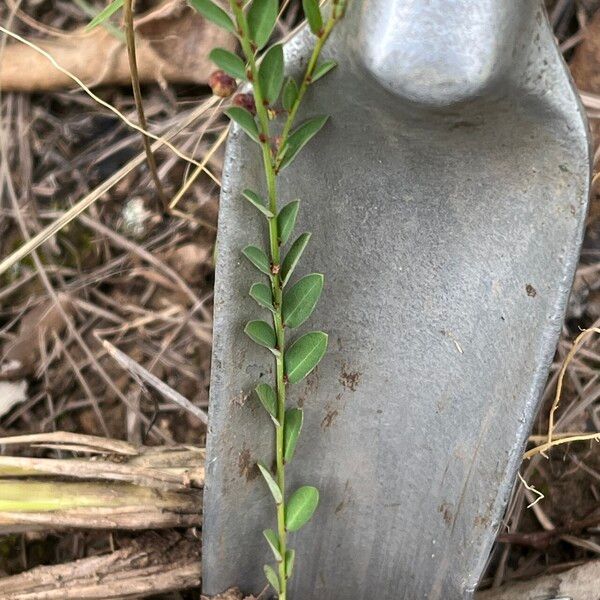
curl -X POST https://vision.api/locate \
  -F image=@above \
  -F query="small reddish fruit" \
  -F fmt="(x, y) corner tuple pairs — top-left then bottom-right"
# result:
(232, 93), (256, 115)
(208, 70), (237, 98)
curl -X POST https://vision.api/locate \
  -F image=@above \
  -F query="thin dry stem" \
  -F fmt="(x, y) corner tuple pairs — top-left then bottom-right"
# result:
(122, 0), (167, 212)
(524, 328), (600, 460)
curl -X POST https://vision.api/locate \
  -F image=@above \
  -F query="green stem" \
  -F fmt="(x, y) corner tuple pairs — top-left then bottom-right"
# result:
(230, 2), (345, 596)
(275, 2), (345, 169)
(123, 0), (168, 213)
(230, 3), (288, 597)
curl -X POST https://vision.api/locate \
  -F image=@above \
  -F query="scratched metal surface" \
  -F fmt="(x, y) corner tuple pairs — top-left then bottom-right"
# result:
(203, 1), (591, 598)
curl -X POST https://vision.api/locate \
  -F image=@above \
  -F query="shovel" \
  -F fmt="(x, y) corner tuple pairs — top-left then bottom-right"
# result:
(203, 1), (591, 598)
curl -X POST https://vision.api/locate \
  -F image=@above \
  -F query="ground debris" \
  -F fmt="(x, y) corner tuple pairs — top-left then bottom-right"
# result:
(0, 1), (236, 91)
(0, 531), (201, 599)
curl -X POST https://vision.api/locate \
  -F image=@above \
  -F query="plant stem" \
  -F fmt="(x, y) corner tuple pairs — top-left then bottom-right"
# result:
(231, 2), (344, 596)
(230, 3), (289, 595)
(229, 4), (286, 596)
(123, 0), (168, 213)
(275, 1), (345, 170)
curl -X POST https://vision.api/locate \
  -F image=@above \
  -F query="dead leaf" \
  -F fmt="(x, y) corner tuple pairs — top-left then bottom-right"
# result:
(2, 294), (72, 374)
(167, 242), (212, 284)
(0, 0), (236, 92)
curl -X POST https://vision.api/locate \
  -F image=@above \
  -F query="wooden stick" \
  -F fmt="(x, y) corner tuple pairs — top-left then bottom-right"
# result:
(0, 532), (201, 599)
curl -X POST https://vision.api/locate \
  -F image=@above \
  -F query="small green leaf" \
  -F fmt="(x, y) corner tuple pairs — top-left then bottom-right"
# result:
(244, 320), (276, 349)
(250, 283), (274, 311)
(225, 107), (260, 143)
(277, 200), (300, 245)
(283, 273), (323, 328)
(255, 383), (277, 420)
(281, 232), (311, 286)
(242, 245), (271, 274)
(302, 0), (322, 34)
(282, 77), (298, 111)
(283, 408), (303, 463)
(263, 529), (282, 561)
(285, 549), (295, 578)
(285, 486), (319, 531)
(243, 189), (273, 217)
(258, 44), (284, 105)
(258, 461), (283, 504)
(209, 48), (246, 80)
(285, 331), (328, 384)
(312, 60), (337, 83)
(86, 0), (123, 30)
(264, 564), (280, 592)
(279, 116), (329, 169)
(189, 0), (235, 33)
(248, 0), (278, 49)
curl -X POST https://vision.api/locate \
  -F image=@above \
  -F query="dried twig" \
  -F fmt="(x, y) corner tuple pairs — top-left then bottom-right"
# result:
(101, 338), (209, 424)
(0, 532), (201, 599)
(123, 0), (167, 211)
(524, 328), (600, 460)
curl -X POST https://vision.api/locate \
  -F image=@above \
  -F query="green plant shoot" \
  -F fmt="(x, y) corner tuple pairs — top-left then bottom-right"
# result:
(195, 0), (347, 597)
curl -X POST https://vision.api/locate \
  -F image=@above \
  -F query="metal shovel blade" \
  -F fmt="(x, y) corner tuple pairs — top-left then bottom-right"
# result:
(203, 1), (591, 598)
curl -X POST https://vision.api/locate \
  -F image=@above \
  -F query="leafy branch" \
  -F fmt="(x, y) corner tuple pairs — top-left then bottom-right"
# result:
(197, 0), (346, 596)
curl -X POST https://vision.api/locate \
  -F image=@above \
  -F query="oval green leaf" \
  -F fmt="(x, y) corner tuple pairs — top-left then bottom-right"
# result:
(225, 107), (260, 143)
(282, 77), (298, 111)
(255, 382), (277, 419)
(248, 0), (278, 49)
(285, 331), (328, 384)
(209, 48), (246, 80)
(264, 564), (280, 592)
(283, 408), (303, 463)
(277, 200), (300, 245)
(243, 189), (273, 217)
(281, 232), (311, 286)
(242, 245), (271, 274)
(245, 320), (276, 349)
(282, 273), (323, 329)
(285, 548), (295, 579)
(258, 461), (283, 504)
(258, 44), (284, 105)
(312, 60), (337, 83)
(250, 282), (274, 311)
(86, 0), (123, 30)
(285, 485), (319, 532)
(302, 0), (322, 34)
(263, 529), (282, 561)
(189, 0), (235, 33)
(279, 115), (329, 169)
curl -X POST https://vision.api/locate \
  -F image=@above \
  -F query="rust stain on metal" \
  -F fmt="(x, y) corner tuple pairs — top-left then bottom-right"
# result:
(238, 448), (258, 481)
(321, 407), (339, 429)
(473, 514), (489, 528)
(230, 390), (249, 407)
(339, 364), (361, 391)
(438, 502), (454, 526)
(335, 480), (352, 514)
